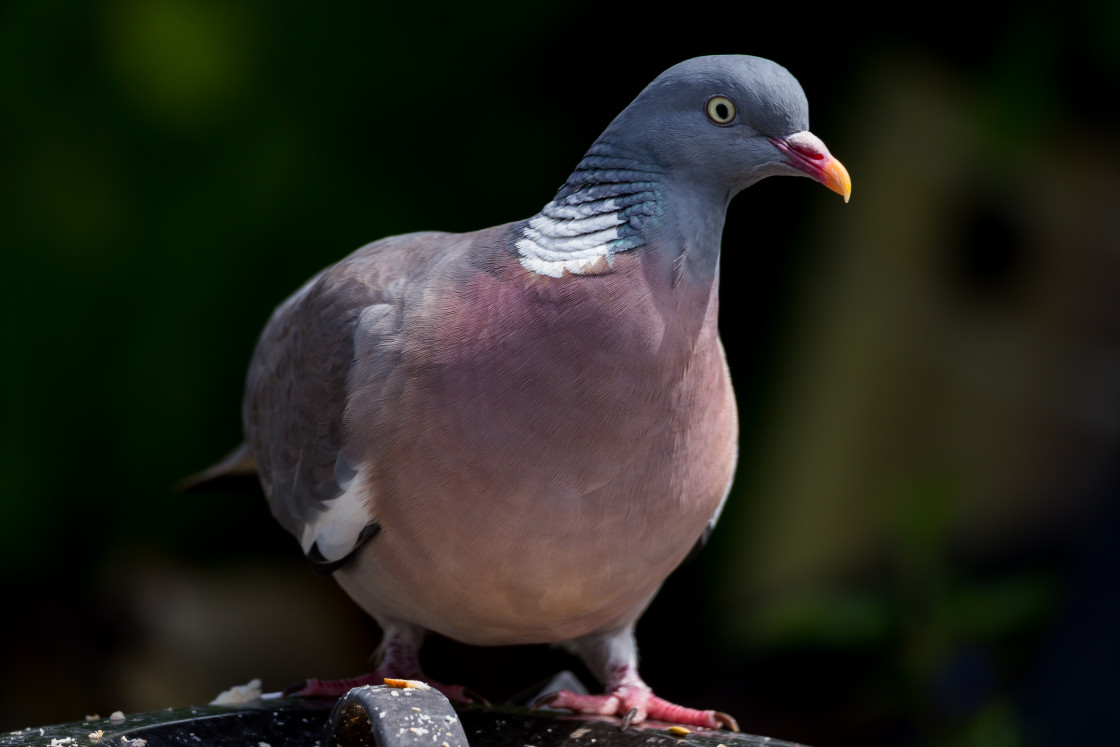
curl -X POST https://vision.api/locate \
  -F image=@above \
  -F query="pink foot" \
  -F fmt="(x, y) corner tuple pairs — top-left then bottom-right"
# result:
(285, 671), (477, 703)
(285, 671), (386, 698)
(536, 670), (738, 731)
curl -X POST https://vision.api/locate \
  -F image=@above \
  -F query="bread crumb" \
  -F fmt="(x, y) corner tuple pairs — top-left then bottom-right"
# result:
(383, 678), (430, 690)
(210, 679), (263, 706)
(88, 731), (104, 743)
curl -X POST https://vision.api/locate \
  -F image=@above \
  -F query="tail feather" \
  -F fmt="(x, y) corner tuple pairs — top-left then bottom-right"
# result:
(178, 443), (258, 492)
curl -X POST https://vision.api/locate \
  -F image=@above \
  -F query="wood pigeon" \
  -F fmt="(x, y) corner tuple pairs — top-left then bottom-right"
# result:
(200, 54), (850, 730)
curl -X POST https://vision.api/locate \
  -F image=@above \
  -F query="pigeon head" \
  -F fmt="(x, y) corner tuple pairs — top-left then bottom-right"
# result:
(608, 55), (850, 202)
(515, 55), (849, 278)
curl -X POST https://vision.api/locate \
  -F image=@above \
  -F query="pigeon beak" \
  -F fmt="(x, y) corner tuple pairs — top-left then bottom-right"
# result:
(768, 131), (851, 203)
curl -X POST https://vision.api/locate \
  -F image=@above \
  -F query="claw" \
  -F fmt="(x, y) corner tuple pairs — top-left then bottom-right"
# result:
(281, 680), (308, 697)
(460, 687), (492, 707)
(620, 707), (640, 731)
(714, 712), (739, 732)
(529, 691), (560, 710)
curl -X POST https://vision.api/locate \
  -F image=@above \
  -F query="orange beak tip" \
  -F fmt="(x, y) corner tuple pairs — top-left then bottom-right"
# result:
(826, 158), (852, 203)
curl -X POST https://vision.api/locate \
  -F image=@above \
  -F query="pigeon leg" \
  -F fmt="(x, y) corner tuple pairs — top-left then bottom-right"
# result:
(541, 627), (738, 731)
(285, 619), (476, 703)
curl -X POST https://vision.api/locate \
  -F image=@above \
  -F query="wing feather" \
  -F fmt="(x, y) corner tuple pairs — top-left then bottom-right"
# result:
(242, 231), (456, 564)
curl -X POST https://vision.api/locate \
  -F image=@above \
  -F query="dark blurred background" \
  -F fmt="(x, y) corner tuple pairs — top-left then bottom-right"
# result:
(3, 2), (1119, 746)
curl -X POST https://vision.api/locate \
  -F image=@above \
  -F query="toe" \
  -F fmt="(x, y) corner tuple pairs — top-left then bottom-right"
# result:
(535, 689), (622, 717)
(644, 695), (737, 730)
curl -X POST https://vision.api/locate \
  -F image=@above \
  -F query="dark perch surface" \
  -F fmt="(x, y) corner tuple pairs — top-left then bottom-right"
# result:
(0, 698), (803, 747)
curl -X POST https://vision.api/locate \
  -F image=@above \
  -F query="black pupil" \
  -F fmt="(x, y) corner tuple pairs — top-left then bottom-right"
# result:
(715, 102), (729, 120)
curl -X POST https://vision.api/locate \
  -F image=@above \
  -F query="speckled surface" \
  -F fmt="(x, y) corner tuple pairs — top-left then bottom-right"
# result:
(0, 694), (801, 747)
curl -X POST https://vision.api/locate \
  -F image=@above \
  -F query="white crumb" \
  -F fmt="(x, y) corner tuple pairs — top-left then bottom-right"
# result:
(88, 730), (104, 743)
(209, 679), (263, 706)
(108, 712), (125, 723)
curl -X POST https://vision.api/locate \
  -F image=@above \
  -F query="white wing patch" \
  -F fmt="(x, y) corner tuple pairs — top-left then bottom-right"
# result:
(707, 442), (738, 532)
(300, 470), (375, 563)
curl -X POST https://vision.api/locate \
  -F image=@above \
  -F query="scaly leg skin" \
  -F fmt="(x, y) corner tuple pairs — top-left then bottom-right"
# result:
(284, 619), (477, 703)
(541, 626), (739, 731)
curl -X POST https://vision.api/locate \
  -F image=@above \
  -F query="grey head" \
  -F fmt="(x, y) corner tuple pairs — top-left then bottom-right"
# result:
(515, 55), (849, 278)
(605, 54), (849, 199)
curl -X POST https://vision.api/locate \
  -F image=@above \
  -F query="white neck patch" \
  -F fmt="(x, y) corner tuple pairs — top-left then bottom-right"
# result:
(515, 197), (628, 277)
(516, 143), (663, 277)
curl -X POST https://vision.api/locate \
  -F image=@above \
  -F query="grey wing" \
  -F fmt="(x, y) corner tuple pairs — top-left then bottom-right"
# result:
(242, 233), (445, 570)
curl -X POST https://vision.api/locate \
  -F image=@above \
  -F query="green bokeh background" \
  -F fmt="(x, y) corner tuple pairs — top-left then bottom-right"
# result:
(3, 2), (1119, 746)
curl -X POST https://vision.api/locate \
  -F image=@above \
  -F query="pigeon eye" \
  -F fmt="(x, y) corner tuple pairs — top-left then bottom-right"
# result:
(706, 96), (736, 125)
